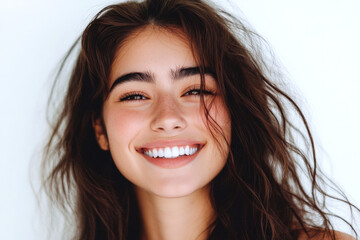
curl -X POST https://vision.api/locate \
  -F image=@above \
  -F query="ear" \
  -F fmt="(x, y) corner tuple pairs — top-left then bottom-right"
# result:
(92, 116), (109, 151)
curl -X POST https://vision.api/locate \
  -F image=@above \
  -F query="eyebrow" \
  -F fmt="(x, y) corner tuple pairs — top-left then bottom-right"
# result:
(109, 66), (215, 92)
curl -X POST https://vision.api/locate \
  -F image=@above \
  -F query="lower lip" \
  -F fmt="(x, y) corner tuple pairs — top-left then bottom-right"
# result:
(141, 149), (201, 169)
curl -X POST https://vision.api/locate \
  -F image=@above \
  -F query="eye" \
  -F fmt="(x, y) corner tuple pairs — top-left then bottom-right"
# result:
(120, 92), (149, 101)
(183, 88), (214, 97)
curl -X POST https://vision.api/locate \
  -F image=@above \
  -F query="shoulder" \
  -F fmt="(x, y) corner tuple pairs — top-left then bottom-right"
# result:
(297, 230), (356, 240)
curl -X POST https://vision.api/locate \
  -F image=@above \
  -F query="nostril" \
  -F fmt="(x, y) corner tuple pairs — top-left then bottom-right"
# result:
(150, 112), (187, 132)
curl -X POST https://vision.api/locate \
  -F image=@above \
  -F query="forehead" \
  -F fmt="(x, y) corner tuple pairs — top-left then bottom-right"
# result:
(109, 26), (197, 83)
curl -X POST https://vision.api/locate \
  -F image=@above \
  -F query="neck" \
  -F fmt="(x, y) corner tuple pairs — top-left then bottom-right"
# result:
(135, 186), (215, 240)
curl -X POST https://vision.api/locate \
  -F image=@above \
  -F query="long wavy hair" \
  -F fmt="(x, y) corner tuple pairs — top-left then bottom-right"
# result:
(42, 0), (359, 239)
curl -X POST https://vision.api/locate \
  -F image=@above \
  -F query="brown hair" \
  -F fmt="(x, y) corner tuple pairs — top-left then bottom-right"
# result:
(42, 0), (359, 239)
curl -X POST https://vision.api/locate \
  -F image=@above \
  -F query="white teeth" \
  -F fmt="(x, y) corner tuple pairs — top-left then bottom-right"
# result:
(185, 146), (190, 155)
(171, 146), (179, 158)
(158, 148), (164, 158)
(144, 145), (199, 158)
(153, 148), (158, 158)
(164, 147), (172, 158)
(179, 146), (185, 155)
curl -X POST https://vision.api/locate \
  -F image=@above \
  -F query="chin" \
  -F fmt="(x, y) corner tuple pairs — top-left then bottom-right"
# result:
(135, 172), (213, 199)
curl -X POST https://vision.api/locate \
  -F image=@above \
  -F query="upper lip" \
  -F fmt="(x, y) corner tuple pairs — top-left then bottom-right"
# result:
(136, 140), (205, 152)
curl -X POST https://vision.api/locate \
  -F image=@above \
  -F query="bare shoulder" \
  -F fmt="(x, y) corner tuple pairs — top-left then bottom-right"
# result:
(297, 230), (356, 240)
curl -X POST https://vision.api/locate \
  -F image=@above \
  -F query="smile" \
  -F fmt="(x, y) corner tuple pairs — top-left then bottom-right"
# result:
(143, 145), (199, 159)
(136, 141), (204, 168)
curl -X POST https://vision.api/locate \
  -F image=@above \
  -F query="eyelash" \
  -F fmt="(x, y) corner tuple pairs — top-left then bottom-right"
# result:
(119, 88), (215, 102)
(120, 91), (149, 101)
(182, 88), (215, 96)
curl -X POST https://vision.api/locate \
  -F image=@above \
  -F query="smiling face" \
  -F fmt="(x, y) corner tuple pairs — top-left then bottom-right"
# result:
(94, 26), (231, 198)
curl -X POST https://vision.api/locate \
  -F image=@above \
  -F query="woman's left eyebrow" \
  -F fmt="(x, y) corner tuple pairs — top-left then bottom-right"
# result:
(109, 66), (215, 92)
(172, 66), (215, 80)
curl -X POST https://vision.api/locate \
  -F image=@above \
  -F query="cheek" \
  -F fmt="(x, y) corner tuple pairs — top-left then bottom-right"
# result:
(103, 107), (148, 182)
(203, 98), (231, 139)
(199, 98), (231, 165)
(104, 108), (146, 147)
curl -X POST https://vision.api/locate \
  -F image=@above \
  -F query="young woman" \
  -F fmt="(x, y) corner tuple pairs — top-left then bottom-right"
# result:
(42, 0), (359, 239)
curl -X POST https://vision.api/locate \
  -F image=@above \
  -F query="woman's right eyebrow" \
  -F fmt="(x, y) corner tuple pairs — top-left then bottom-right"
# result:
(109, 71), (154, 92)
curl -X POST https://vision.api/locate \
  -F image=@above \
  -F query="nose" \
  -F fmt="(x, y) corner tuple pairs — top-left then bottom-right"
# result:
(150, 96), (187, 133)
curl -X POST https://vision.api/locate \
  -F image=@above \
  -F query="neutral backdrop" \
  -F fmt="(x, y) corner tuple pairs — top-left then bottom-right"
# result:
(0, 0), (359, 239)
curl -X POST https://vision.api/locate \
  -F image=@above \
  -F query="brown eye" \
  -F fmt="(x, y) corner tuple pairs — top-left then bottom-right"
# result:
(183, 89), (214, 96)
(184, 89), (201, 96)
(120, 93), (148, 101)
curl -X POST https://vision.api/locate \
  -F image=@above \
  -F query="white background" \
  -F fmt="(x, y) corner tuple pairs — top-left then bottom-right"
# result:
(0, 0), (359, 239)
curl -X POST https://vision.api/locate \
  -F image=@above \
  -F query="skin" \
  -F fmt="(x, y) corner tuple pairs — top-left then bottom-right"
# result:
(93, 26), (356, 240)
(94, 26), (231, 240)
